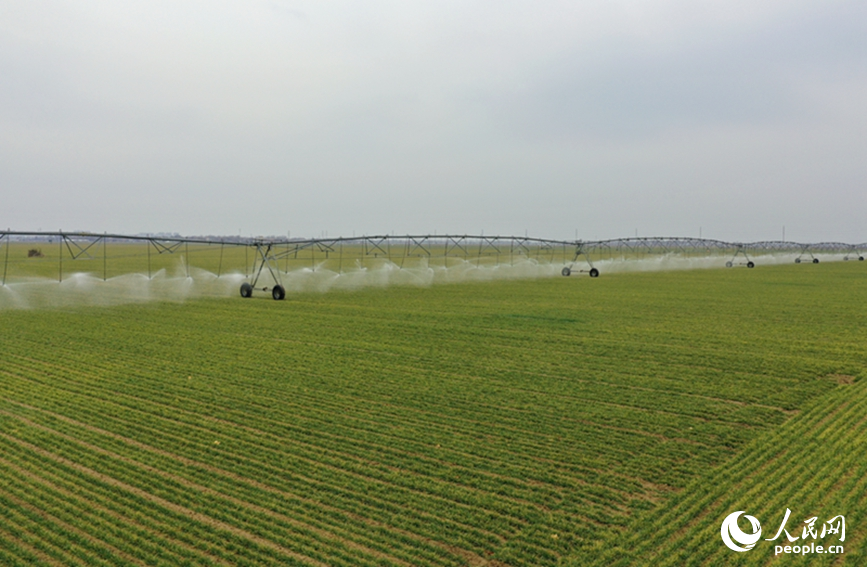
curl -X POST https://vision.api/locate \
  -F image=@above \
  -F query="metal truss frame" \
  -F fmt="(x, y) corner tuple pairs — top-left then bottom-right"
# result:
(2, 232), (865, 297)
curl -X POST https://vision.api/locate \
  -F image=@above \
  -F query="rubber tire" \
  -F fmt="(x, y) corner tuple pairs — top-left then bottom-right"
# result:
(589, 268), (599, 278)
(747, 261), (755, 268)
(725, 261), (733, 268)
(860, 256), (864, 261)
(240, 283), (253, 298)
(561, 267), (571, 277)
(272, 285), (285, 300)
(812, 258), (819, 264)
(795, 258), (801, 264)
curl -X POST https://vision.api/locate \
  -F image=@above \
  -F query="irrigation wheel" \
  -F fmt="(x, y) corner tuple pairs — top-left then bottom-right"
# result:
(589, 268), (599, 278)
(240, 283), (253, 298)
(747, 261), (755, 268)
(561, 267), (571, 277)
(813, 258), (820, 264)
(272, 285), (286, 300)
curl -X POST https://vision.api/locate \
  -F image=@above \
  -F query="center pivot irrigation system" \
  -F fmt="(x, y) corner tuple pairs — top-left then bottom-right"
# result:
(240, 235), (597, 300)
(1, 232), (864, 300)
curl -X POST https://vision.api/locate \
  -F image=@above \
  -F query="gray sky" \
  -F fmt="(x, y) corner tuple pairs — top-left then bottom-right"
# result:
(1, 0), (865, 242)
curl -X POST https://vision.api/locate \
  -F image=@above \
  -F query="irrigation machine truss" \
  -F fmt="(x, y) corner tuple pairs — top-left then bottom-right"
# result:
(1, 232), (865, 300)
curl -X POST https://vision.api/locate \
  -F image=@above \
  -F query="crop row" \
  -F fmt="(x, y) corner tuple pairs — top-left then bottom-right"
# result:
(0, 427), (410, 567)
(1, 343), (762, 489)
(581, 378), (867, 566)
(0, 405), (488, 566)
(0, 380), (536, 537)
(1, 364), (684, 520)
(0, 441), (304, 566)
(0, 363), (684, 518)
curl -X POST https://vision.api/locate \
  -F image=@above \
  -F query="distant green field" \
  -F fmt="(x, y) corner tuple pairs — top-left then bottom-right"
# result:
(0, 263), (864, 566)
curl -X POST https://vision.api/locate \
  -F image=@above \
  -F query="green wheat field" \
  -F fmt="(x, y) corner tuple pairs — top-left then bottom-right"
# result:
(1, 262), (865, 566)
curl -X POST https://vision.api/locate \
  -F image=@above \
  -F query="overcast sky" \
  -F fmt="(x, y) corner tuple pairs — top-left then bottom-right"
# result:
(1, 0), (865, 242)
